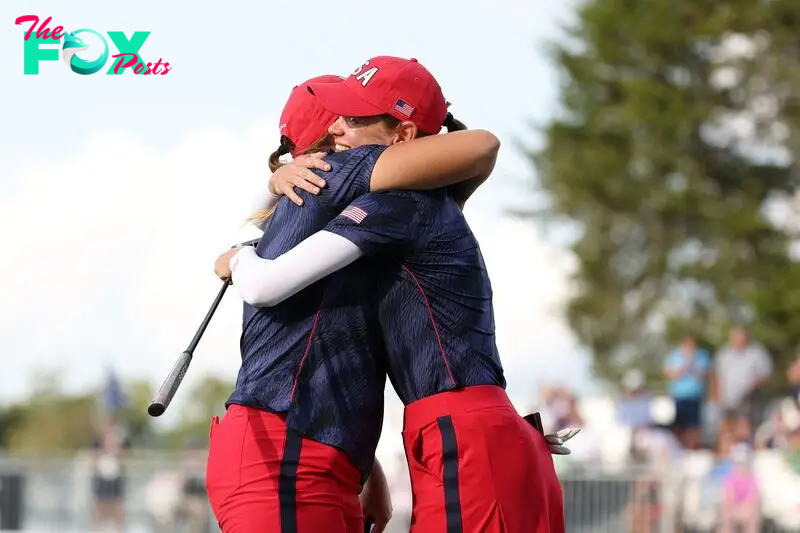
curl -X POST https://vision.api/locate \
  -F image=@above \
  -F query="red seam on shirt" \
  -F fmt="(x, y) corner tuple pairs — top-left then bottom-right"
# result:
(290, 289), (327, 400)
(401, 264), (457, 387)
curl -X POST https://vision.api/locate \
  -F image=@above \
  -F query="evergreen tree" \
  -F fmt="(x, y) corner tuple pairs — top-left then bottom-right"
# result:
(529, 0), (800, 388)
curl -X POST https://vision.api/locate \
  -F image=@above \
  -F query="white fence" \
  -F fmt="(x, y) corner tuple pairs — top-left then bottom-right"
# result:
(1, 452), (799, 532)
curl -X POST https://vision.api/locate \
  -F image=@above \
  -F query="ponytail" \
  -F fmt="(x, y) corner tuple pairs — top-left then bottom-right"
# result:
(442, 112), (467, 132)
(268, 136), (295, 173)
(251, 136), (294, 226)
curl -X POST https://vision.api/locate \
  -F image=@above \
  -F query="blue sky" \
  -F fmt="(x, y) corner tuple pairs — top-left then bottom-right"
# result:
(0, 0), (592, 421)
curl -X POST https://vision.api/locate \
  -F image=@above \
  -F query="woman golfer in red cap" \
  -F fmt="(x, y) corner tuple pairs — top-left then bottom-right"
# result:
(207, 69), (505, 533)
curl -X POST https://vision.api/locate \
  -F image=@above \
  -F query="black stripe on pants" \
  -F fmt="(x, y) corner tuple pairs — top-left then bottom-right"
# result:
(279, 428), (303, 533)
(437, 416), (463, 533)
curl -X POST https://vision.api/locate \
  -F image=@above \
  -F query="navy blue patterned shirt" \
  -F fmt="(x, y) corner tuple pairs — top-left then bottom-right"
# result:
(227, 145), (389, 478)
(324, 188), (506, 405)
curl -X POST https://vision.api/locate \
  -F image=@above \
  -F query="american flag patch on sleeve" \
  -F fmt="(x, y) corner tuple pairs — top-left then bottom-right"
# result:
(393, 98), (414, 118)
(340, 206), (368, 224)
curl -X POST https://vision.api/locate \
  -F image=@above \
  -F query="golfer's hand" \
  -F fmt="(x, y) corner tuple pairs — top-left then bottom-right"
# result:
(269, 152), (330, 206)
(214, 248), (239, 280)
(545, 427), (581, 455)
(360, 468), (392, 533)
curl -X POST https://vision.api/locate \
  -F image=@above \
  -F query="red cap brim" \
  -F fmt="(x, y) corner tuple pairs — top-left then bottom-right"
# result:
(307, 81), (385, 117)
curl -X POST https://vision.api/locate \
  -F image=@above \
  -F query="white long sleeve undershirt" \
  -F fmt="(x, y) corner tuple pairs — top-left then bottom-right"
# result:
(229, 231), (364, 307)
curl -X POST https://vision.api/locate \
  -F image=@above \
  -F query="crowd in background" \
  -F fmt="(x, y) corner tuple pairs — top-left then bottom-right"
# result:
(539, 325), (800, 532)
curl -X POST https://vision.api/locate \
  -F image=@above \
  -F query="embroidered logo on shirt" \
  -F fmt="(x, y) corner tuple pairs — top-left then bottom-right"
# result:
(340, 206), (368, 224)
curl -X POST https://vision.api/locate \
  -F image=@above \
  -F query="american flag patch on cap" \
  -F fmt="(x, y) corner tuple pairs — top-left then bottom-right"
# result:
(340, 206), (368, 224)
(393, 98), (414, 118)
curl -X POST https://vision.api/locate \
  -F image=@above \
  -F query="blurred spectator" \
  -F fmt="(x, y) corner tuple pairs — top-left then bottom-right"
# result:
(630, 425), (684, 465)
(711, 427), (736, 480)
(559, 393), (601, 463)
(712, 326), (773, 438)
(663, 336), (710, 450)
(144, 470), (184, 533)
(784, 401), (800, 476)
(617, 370), (653, 430)
(626, 476), (661, 533)
(539, 385), (574, 431)
(623, 373), (680, 533)
(142, 443), (211, 533)
(788, 351), (800, 403)
(754, 398), (800, 451)
(718, 443), (760, 533)
(540, 386), (600, 463)
(90, 413), (130, 532)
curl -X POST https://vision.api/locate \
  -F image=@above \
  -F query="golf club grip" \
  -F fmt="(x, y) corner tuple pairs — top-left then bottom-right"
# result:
(364, 518), (373, 533)
(148, 350), (192, 417)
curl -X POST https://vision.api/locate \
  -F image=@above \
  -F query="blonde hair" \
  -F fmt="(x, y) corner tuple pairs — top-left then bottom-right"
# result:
(247, 134), (331, 226)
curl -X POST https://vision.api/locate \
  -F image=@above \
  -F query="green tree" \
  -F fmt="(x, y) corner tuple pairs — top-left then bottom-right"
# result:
(5, 382), (96, 454)
(528, 0), (800, 389)
(0, 405), (26, 449)
(0, 371), (161, 454)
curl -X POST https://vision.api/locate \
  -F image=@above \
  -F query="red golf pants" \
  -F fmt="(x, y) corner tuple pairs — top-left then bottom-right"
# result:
(402, 385), (565, 533)
(205, 405), (363, 533)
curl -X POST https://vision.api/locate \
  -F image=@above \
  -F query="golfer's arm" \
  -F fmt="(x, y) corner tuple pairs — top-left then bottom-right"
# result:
(229, 231), (363, 307)
(368, 130), (500, 205)
(448, 173), (491, 210)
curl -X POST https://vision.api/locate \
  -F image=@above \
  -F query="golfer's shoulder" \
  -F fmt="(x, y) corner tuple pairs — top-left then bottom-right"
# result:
(322, 145), (388, 176)
(319, 146), (389, 205)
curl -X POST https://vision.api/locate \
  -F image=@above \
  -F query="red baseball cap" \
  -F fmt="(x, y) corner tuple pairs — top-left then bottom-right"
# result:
(308, 56), (448, 135)
(279, 74), (342, 155)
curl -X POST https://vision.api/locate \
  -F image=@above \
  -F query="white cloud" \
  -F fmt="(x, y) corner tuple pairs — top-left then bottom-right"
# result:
(0, 121), (275, 409)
